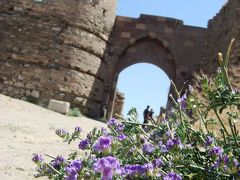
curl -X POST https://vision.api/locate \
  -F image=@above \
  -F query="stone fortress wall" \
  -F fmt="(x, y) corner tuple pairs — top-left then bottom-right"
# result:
(0, 0), (116, 117)
(0, 0), (239, 118)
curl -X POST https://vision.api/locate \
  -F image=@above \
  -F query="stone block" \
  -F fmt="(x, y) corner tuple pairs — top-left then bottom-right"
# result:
(163, 40), (170, 47)
(157, 17), (167, 22)
(116, 16), (133, 23)
(127, 47), (136, 53)
(136, 23), (146, 30)
(149, 32), (157, 39)
(184, 41), (194, 47)
(59, 27), (106, 57)
(129, 38), (136, 45)
(26, 83), (34, 89)
(121, 32), (131, 38)
(48, 99), (70, 114)
(14, 82), (24, 88)
(164, 27), (173, 34)
(31, 90), (40, 98)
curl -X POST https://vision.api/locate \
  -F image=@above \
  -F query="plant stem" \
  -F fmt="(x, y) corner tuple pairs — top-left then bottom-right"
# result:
(228, 119), (240, 148)
(197, 109), (209, 134)
(214, 109), (230, 136)
(44, 154), (55, 159)
(45, 162), (61, 175)
(189, 164), (230, 178)
(221, 130), (227, 146)
(122, 121), (159, 129)
(170, 80), (180, 98)
(138, 127), (154, 144)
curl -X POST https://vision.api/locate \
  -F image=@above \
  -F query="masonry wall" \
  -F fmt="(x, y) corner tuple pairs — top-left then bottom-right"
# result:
(0, 0), (116, 117)
(203, 0), (240, 87)
(107, 15), (207, 88)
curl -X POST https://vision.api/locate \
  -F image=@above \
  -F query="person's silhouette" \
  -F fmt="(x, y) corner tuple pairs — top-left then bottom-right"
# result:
(143, 105), (150, 127)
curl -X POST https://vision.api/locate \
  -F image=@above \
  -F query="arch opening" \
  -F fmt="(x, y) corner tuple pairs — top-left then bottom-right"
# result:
(115, 63), (171, 122)
(106, 38), (176, 119)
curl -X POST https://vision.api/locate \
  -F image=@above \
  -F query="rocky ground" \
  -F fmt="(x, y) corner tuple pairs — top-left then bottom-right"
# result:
(0, 94), (106, 180)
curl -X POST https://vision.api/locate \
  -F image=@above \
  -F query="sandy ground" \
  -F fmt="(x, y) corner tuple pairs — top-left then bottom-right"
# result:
(0, 94), (106, 180)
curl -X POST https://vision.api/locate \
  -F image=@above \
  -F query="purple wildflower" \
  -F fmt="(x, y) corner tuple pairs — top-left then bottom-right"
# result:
(74, 126), (82, 133)
(107, 118), (118, 126)
(50, 155), (65, 169)
(124, 164), (146, 176)
(107, 118), (125, 132)
(166, 139), (175, 150)
(233, 159), (239, 167)
(123, 163), (154, 176)
(116, 123), (125, 132)
(166, 138), (183, 150)
(158, 141), (168, 153)
(93, 136), (112, 152)
(144, 163), (154, 174)
(78, 139), (89, 150)
(223, 155), (229, 165)
(65, 160), (82, 180)
(93, 156), (121, 180)
(117, 134), (127, 141)
(142, 143), (155, 154)
(101, 127), (108, 135)
(32, 153), (44, 163)
(177, 94), (187, 110)
(212, 158), (221, 169)
(152, 158), (164, 168)
(210, 146), (223, 156)
(205, 136), (214, 147)
(173, 138), (182, 146)
(163, 172), (182, 180)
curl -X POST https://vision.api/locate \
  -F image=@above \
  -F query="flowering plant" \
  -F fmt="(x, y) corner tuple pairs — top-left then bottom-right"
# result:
(33, 41), (240, 179)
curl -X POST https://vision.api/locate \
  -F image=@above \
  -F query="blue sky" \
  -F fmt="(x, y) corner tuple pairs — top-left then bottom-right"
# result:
(116, 0), (226, 120)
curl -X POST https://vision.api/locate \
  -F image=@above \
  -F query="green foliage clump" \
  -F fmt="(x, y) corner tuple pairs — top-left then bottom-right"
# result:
(67, 108), (82, 117)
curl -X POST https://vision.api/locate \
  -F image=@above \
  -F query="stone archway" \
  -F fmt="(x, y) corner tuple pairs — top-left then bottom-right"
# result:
(107, 37), (176, 118)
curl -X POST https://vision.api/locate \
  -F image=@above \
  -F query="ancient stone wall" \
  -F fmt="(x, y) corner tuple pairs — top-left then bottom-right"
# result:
(0, 0), (116, 117)
(202, 0), (240, 87)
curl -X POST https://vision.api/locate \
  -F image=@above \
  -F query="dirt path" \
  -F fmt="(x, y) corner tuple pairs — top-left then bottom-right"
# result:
(0, 94), (106, 180)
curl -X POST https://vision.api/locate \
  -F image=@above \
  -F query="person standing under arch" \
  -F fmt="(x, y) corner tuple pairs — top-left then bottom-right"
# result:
(143, 105), (150, 125)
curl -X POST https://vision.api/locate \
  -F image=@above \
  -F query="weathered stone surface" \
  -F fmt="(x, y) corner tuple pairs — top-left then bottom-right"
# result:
(31, 90), (40, 98)
(56, 45), (106, 78)
(48, 99), (70, 114)
(58, 27), (107, 57)
(0, 0), (116, 118)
